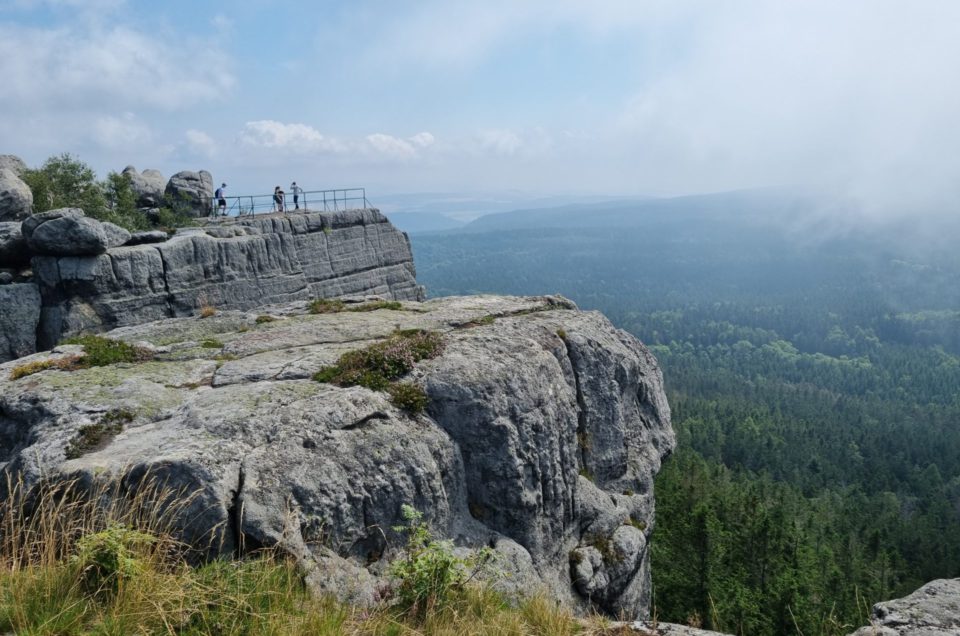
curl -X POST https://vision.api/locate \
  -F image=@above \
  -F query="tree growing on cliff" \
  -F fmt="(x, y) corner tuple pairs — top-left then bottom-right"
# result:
(22, 154), (151, 231)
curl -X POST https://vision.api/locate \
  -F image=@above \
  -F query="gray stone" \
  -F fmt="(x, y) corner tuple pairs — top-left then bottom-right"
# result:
(0, 295), (674, 619)
(21, 208), (84, 241)
(165, 170), (213, 217)
(0, 282), (40, 360)
(32, 209), (423, 349)
(0, 272), (12, 284)
(0, 222), (29, 267)
(850, 579), (960, 636)
(26, 212), (130, 256)
(0, 155), (27, 177)
(121, 166), (166, 208)
(126, 230), (169, 245)
(0, 168), (33, 222)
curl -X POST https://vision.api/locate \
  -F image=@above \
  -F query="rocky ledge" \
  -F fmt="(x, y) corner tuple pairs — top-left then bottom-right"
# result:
(0, 294), (674, 618)
(0, 207), (423, 361)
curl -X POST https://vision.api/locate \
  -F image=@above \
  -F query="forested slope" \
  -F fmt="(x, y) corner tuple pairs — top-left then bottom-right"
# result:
(410, 200), (960, 635)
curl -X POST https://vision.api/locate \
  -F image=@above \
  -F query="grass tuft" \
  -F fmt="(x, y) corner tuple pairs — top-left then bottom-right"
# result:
(309, 298), (346, 314)
(200, 338), (224, 348)
(387, 382), (429, 414)
(255, 314), (276, 324)
(60, 335), (153, 367)
(199, 305), (216, 319)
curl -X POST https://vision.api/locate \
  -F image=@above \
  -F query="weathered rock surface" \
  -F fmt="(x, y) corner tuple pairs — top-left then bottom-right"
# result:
(0, 222), (29, 267)
(165, 169), (213, 217)
(0, 168), (33, 222)
(30, 208), (423, 350)
(0, 294), (674, 619)
(122, 166), (166, 208)
(25, 208), (130, 256)
(125, 230), (169, 245)
(0, 283), (40, 360)
(0, 155), (27, 177)
(850, 579), (960, 636)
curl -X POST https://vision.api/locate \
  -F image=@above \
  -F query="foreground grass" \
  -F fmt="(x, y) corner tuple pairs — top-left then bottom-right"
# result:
(0, 555), (611, 635)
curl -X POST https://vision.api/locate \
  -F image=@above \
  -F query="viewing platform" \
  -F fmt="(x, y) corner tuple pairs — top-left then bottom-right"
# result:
(205, 187), (371, 221)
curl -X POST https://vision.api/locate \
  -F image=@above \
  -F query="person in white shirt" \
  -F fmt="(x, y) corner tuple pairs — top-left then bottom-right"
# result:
(290, 181), (303, 210)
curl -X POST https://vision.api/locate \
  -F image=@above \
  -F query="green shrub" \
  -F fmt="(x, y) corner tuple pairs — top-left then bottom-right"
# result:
(64, 410), (134, 459)
(309, 298), (345, 314)
(390, 505), (491, 619)
(313, 330), (445, 390)
(388, 382), (429, 414)
(60, 335), (152, 367)
(200, 338), (224, 349)
(255, 315), (276, 324)
(347, 300), (403, 312)
(71, 524), (157, 596)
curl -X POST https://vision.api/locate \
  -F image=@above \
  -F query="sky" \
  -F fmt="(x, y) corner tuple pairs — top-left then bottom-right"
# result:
(2, 0), (959, 218)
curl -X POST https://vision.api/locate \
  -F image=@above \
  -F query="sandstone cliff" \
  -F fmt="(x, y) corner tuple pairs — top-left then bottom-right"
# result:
(0, 294), (674, 618)
(0, 208), (423, 361)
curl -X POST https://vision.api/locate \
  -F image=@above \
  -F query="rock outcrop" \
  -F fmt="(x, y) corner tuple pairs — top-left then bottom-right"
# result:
(0, 294), (675, 619)
(0, 207), (423, 360)
(122, 166), (166, 208)
(0, 222), (29, 267)
(165, 169), (213, 217)
(0, 167), (33, 221)
(30, 208), (423, 350)
(24, 208), (131, 256)
(0, 155), (27, 177)
(850, 579), (960, 636)
(0, 283), (40, 360)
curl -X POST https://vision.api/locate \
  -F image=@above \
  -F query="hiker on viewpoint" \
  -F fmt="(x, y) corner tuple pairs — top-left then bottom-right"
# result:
(273, 186), (285, 213)
(215, 183), (227, 215)
(290, 181), (302, 210)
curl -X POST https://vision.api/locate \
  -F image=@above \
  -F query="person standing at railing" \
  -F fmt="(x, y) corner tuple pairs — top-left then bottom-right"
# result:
(273, 186), (285, 213)
(290, 181), (302, 210)
(215, 183), (227, 215)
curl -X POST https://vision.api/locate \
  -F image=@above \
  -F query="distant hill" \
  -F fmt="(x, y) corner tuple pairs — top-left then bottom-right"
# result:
(383, 212), (466, 234)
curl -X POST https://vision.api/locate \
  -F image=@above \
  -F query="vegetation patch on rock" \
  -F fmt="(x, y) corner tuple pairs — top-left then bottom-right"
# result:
(61, 335), (153, 367)
(313, 330), (444, 413)
(64, 409), (135, 459)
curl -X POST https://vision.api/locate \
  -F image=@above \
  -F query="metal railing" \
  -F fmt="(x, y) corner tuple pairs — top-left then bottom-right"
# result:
(206, 188), (370, 219)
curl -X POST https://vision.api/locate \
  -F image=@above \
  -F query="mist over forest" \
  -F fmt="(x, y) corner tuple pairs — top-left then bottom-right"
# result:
(407, 189), (960, 633)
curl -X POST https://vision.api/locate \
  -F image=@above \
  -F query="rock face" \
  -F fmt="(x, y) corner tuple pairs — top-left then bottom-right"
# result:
(0, 168), (33, 222)
(0, 283), (40, 360)
(0, 295), (675, 619)
(165, 170), (213, 217)
(0, 155), (27, 177)
(122, 166), (166, 208)
(24, 208), (130, 256)
(0, 222), (29, 267)
(28, 208), (423, 351)
(850, 579), (960, 636)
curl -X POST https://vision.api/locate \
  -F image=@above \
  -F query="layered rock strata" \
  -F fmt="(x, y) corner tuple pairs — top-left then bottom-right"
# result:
(0, 208), (423, 359)
(0, 294), (675, 618)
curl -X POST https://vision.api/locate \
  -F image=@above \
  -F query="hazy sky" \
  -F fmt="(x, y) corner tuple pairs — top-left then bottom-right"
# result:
(2, 0), (959, 216)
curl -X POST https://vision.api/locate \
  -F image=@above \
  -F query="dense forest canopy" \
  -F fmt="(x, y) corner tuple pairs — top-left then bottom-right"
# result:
(409, 193), (960, 635)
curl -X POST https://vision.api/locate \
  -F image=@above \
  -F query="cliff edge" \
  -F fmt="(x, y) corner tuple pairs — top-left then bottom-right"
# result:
(0, 294), (674, 618)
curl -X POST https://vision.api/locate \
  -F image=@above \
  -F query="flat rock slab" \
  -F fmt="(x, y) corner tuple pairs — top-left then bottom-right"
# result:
(850, 579), (960, 636)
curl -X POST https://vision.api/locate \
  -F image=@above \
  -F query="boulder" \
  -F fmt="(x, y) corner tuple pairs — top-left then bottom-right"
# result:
(0, 222), (29, 268)
(0, 282), (40, 360)
(25, 208), (130, 256)
(164, 170), (213, 217)
(850, 579), (960, 636)
(0, 155), (27, 177)
(0, 168), (33, 222)
(0, 295), (675, 618)
(121, 166), (166, 208)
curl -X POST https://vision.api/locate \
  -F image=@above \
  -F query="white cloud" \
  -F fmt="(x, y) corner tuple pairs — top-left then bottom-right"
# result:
(91, 113), (151, 149)
(364, 132), (436, 160)
(238, 120), (345, 153)
(0, 23), (233, 113)
(185, 129), (217, 158)
(477, 130), (522, 156)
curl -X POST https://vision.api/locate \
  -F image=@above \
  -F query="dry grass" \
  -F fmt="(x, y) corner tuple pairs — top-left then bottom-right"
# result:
(9, 354), (84, 380)
(199, 305), (217, 319)
(0, 471), (634, 635)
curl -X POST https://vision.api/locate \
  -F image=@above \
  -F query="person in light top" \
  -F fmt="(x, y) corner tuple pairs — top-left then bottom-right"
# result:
(290, 181), (302, 210)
